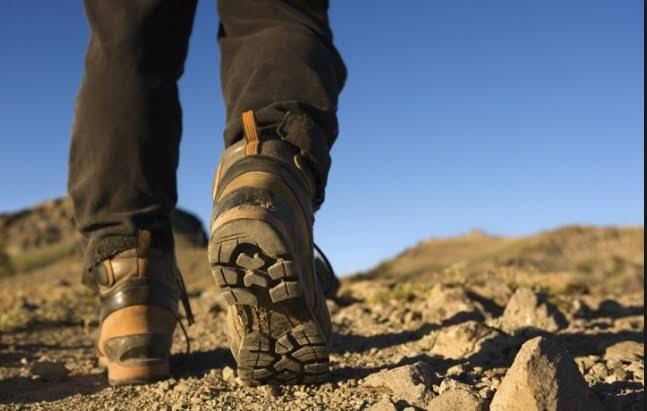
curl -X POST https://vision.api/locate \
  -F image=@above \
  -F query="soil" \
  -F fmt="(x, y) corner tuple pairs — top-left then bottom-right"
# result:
(0, 211), (643, 410)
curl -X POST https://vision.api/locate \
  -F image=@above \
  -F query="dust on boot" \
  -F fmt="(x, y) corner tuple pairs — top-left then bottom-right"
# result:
(93, 230), (193, 386)
(209, 111), (334, 385)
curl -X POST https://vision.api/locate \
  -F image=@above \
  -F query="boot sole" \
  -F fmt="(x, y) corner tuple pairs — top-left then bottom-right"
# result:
(107, 360), (170, 386)
(209, 215), (329, 385)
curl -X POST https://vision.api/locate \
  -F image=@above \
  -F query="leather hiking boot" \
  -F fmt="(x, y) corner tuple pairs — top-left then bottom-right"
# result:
(209, 111), (333, 385)
(94, 230), (194, 386)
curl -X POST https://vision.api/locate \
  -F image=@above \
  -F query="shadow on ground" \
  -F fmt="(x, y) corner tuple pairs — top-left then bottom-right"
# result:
(0, 374), (105, 405)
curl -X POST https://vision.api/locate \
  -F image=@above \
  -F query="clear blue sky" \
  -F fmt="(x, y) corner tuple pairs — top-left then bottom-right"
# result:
(0, 1), (643, 275)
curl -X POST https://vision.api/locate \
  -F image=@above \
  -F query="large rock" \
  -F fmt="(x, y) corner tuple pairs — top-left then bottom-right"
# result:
(423, 321), (505, 361)
(469, 278), (514, 308)
(424, 284), (486, 324)
(500, 288), (568, 332)
(363, 361), (435, 407)
(490, 337), (604, 411)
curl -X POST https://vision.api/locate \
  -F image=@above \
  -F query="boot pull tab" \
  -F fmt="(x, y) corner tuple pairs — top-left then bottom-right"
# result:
(136, 229), (151, 277)
(242, 110), (260, 156)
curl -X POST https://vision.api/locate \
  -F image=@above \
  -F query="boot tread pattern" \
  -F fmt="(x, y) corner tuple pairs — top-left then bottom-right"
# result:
(210, 227), (329, 386)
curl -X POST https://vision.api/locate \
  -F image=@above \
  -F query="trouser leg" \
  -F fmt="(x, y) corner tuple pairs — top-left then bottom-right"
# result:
(68, 0), (197, 279)
(218, 0), (347, 203)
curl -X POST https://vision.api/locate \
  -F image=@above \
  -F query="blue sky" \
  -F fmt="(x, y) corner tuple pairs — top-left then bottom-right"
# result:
(0, 1), (643, 275)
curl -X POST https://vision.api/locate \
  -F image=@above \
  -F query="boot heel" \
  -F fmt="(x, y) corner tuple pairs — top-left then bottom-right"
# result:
(98, 305), (176, 386)
(103, 333), (173, 385)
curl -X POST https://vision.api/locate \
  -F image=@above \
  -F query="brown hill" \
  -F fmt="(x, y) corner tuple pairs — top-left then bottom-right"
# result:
(0, 199), (643, 410)
(347, 225), (644, 298)
(0, 197), (207, 276)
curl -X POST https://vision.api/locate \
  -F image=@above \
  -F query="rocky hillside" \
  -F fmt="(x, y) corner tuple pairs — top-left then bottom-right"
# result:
(355, 226), (643, 289)
(0, 200), (643, 410)
(0, 197), (207, 276)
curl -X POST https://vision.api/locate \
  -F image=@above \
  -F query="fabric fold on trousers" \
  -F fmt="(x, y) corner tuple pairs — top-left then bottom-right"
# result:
(68, 0), (346, 279)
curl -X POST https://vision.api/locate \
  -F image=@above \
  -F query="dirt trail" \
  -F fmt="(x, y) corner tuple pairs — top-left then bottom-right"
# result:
(0, 226), (644, 410)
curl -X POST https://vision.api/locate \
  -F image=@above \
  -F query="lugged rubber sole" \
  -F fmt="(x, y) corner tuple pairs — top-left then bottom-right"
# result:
(209, 217), (329, 385)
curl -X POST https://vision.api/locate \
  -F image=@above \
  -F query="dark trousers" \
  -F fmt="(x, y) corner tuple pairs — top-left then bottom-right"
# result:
(68, 0), (346, 274)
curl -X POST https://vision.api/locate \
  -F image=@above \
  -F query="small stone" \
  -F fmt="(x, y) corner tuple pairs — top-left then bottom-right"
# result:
(445, 364), (465, 377)
(364, 361), (435, 407)
(30, 361), (69, 381)
(157, 380), (171, 391)
(612, 365), (627, 380)
(174, 381), (190, 393)
(588, 362), (609, 381)
(574, 356), (597, 375)
(426, 387), (485, 411)
(367, 398), (397, 411)
(222, 366), (236, 383)
(500, 288), (568, 333)
(490, 337), (604, 411)
(478, 386), (491, 399)
(604, 341), (643, 366)
(626, 361), (643, 381)
(403, 310), (422, 323)
(261, 385), (281, 397)
(438, 378), (472, 394)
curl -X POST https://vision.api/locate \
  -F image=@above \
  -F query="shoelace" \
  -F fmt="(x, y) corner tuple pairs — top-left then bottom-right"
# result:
(314, 242), (335, 276)
(176, 271), (194, 355)
(314, 242), (338, 296)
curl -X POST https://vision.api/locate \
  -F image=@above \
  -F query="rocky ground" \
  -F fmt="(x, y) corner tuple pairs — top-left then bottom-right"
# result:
(0, 203), (644, 410)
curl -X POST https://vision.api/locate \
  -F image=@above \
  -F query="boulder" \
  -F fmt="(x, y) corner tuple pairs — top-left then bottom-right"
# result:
(500, 288), (568, 332)
(490, 337), (604, 411)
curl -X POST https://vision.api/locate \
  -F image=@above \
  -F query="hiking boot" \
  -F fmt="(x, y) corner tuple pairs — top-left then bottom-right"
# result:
(94, 230), (193, 386)
(209, 111), (332, 385)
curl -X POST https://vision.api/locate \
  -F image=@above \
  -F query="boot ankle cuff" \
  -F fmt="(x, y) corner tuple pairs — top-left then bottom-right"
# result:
(223, 109), (332, 209)
(81, 228), (174, 289)
(276, 112), (330, 209)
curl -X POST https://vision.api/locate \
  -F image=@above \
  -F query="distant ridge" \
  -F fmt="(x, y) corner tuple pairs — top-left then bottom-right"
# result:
(0, 197), (207, 275)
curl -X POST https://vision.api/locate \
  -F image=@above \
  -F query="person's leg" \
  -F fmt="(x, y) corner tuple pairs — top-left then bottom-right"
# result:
(69, 0), (197, 280)
(211, 0), (346, 385)
(218, 0), (346, 207)
(68, 0), (197, 386)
